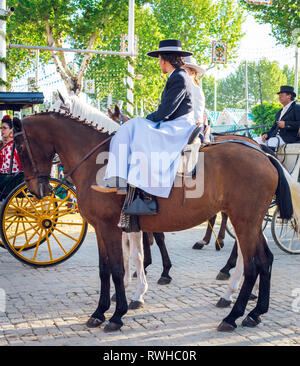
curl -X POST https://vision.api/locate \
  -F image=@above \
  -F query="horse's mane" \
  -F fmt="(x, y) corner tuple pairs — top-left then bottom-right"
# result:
(50, 94), (120, 135)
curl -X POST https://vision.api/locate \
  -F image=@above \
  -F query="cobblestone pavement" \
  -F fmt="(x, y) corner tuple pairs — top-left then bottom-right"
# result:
(0, 221), (300, 346)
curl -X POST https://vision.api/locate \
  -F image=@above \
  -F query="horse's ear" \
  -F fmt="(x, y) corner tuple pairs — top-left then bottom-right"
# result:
(114, 105), (121, 115)
(13, 117), (22, 133)
(107, 108), (113, 118)
(57, 90), (65, 105)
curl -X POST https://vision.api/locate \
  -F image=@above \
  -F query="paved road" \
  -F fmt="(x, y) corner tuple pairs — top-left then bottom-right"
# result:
(0, 221), (299, 346)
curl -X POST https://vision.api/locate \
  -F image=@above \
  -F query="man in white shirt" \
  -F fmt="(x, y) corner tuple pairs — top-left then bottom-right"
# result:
(255, 85), (300, 148)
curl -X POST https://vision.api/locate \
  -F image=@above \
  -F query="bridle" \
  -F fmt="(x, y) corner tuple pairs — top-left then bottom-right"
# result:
(14, 127), (50, 187)
(14, 119), (114, 196)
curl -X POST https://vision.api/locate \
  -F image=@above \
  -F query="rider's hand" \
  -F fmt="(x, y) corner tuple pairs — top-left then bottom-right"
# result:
(262, 134), (268, 142)
(277, 120), (285, 128)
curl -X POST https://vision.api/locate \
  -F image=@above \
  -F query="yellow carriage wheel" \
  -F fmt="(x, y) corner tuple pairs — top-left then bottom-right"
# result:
(0, 178), (88, 267)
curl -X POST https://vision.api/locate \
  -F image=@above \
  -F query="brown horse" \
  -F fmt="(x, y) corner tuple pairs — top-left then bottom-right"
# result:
(13, 109), (299, 333)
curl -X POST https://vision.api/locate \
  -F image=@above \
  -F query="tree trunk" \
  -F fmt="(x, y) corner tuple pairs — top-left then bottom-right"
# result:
(45, 20), (99, 95)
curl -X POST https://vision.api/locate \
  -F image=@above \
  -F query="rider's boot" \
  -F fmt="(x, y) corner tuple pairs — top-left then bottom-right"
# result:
(91, 177), (127, 195)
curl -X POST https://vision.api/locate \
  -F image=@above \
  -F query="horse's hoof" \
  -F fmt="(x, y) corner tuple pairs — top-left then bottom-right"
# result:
(216, 297), (232, 308)
(216, 271), (230, 280)
(157, 276), (172, 285)
(86, 317), (104, 328)
(111, 293), (116, 302)
(242, 315), (261, 328)
(217, 321), (236, 332)
(128, 300), (144, 310)
(192, 242), (205, 250)
(103, 322), (122, 333)
(249, 293), (258, 301)
(215, 241), (224, 251)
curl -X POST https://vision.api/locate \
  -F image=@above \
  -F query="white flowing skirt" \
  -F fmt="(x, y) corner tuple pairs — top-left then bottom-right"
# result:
(104, 112), (195, 198)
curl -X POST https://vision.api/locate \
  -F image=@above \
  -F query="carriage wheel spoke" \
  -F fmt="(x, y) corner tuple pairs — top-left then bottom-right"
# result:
(50, 231), (67, 254)
(8, 223), (39, 243)
(8, 202), (37, 219)
(278, 226), (294, 240)
(45, 231), (53, 261)
(32, 229), (45, 261)
(51, 207), (79, 218)
(21, 189), (40, 214)
(16, 225), (42, 254)
(53, 227), (78, 241)
(54, 221), (83, 226)
(288, 230), (296, 250)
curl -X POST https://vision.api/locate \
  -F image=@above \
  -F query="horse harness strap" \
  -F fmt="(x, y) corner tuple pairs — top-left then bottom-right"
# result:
(200, 139), (268, 157)
(14, 129), (44, 183)
(63, 135), (113, 181)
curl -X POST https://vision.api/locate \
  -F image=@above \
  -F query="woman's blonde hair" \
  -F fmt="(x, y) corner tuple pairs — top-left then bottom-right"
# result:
(186, 67), (200, 86)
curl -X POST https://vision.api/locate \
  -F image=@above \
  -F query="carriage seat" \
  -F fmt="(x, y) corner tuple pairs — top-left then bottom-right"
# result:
(0, 171), (24, 201)
(276, 143), (300, 179)
(187, 126), (203, 145)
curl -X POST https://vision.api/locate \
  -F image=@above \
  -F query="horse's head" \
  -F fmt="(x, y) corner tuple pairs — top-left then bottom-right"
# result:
(107, 105), (129, 124)
(13, 116), (55, 199)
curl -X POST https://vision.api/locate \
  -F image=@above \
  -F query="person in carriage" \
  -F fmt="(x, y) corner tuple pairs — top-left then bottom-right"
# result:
(254, 85), (300, 149)
(182, 55), (211, 143)
(0, 115), (22, 200)
(92, 39), (197, 198)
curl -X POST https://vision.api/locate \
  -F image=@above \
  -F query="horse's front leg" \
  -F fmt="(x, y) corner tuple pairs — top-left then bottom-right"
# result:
(90, 226), (127, 332)
(86, 231), (111, 328)
(128, 231), (148, 310)
(105, 228), (128, 332)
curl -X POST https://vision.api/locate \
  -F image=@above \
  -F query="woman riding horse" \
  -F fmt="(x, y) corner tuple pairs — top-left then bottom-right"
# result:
(91, 39), (196, 199)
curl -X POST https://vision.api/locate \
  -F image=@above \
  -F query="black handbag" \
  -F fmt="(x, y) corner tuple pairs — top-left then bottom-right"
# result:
(124, 190), (158, 216)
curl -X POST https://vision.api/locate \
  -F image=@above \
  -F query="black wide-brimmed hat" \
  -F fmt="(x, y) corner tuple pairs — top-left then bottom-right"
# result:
(147, 39), (193, 58)
(277, 85), (296, 97)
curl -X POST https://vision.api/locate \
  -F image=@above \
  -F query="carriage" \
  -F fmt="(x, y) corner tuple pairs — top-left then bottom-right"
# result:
(226, 141), (300, 254)
(0, 92), (88, 267)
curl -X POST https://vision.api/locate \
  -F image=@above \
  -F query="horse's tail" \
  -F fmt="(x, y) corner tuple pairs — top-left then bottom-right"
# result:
(268, 155), (300, 227)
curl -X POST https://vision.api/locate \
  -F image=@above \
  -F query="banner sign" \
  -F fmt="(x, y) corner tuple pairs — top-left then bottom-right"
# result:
(121, 34), (138, 56)
(246, 0), (272, 5)
(28, 76), (37, 91)
(85, 79), (95, 94)
(211, 41), (227, 64)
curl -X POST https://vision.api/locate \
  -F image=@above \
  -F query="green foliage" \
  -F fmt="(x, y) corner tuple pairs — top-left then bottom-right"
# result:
(5, 0), (245, 111)
(239, 0), (300, 47)
(214, 58), (288, 110)
(251, 102), (282, 135)
(87, 0), (245, 112)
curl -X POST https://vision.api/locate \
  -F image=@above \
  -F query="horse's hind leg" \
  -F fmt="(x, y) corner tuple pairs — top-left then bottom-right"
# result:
(218, 232), (261, 332)
(216, 241), (238, 280)
(128, 231), (148, 310)
(215, 212), (228, 250)
(153, 232), (172, 285)
(216, 242), (243, 308)
(133, 232), (152, 278)
(193, 214), (217, 249)
(242, 233), (273, 327)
